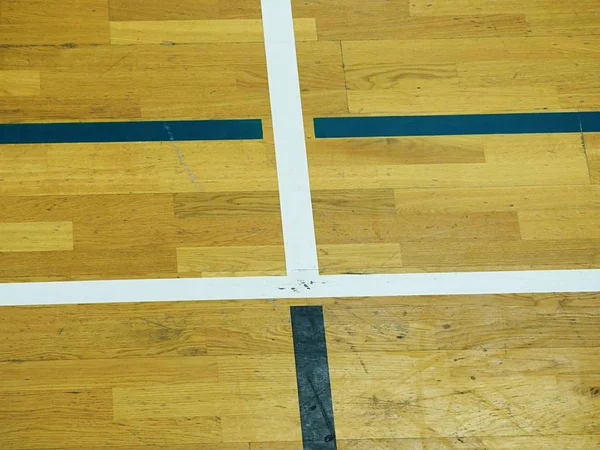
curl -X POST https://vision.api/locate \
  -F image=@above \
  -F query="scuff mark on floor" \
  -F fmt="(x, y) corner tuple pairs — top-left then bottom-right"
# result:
(579, 118), (593, 179)
(580, 118), (588, 154)
(163, 123), (202, 189)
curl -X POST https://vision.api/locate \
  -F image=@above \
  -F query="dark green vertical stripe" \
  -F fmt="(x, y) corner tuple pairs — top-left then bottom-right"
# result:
(291, 306), (337, 450)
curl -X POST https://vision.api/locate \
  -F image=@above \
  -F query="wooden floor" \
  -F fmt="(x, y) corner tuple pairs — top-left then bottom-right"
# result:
(293, 0), (600, 275)
(2, 0), (600, 280)
(0, 0), (289, 282)
(2, 2), (600, 447)
(1, 293), (599, 449)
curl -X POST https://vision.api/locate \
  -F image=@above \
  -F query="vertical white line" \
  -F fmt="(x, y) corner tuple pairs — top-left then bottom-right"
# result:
(261, 0), (320, 278)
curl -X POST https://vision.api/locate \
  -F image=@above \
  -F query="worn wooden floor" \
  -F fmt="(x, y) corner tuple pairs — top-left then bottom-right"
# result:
(0, 0), (295, 282)
(3, 0), (600, 281)
(1, 292), (599, 449)
(293, 0), (600, 274)
(2, 3), (600, 446)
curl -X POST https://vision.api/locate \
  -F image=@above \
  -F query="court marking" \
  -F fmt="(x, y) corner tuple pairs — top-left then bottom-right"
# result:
(262, 0), (319, 277)
(1, 0), (600, 306)
(291, 306), (337, 450)
(1, 270), (600, 306)
(314, 111), (600, 138)
(0, 119), (263, 144)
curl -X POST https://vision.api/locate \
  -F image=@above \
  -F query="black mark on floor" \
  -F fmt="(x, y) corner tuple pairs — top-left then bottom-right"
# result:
(291, 306), (337, 450)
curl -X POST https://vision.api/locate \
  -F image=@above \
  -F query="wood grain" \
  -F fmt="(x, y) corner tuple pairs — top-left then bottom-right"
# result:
(317, 293), (600, 443)
(176, 246), (285, 276)
(297, 0), (600, 276)
(109, 19), (317, 44)
(0, 0), (287, 282)
(0, 299), (302, 448)
(0, 0), (110, 45)
(587, 133), (600, 184)
(0, 71), (41, 97)
(0, 0), (283, 283)
(0, 222), (73, 252)
(1, 294), (598, 448)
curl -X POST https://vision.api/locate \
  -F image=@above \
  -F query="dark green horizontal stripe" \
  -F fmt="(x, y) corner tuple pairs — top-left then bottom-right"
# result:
(0, 119), (263, 144)
(314, 111), (600, 138)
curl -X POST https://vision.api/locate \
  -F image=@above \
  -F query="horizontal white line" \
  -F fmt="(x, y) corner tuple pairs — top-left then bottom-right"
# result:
(1, 270), (599, 306)
(1, 0), (597, 307)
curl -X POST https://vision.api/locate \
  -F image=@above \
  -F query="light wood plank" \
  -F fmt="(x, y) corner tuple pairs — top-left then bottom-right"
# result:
(410, 0), (600, 15)
(0, 416), (222, 449)
(587, 133), (600, 184)
(1, 294), (599, 448)
(323, 294), (600, 441)
(0, 97), (141, 123)
(0, 388), (112, 421)
(348, 85), (562, 115)
(176, 246), (285, 275)
(0, 222), (73, 252)
(0, 141), (278, 196)
(400, 239), (600, 271)
(109, 19), (317, 44)
(0, 71), (41, 96)
(174, 192), (281, 218)
(0, 146), (47, 173)
(377, 160), (590, 189)
(519, 210), (600, 240)
(457, 60), (600, 92)
(0, 189), (284, 281)
(527, 12), (600, 37)
(293, 1), (526, 40)
(221, 415), (302, 443)
(394, 186), (600, 214)
(250, 443), (301, 450)
(395, 212), (521, 242)
(1, 0), (110, 45)
(338, 437), (600, 449)
(218, 0), (262, 19)
(217, 355), (297, 382)
(113, 382), (298, 419)
(341, 37), (600, 67)
(0, 357), (218, 390)
(308, 137), (485, 166)
(109, 0), (220, 21)
(448, 348), (600, 377)
(318, 244), (402, 274)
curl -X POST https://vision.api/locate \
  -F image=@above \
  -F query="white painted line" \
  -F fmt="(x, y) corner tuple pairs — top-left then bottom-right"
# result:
(1, 270), (599, 306)
(261, 0), (319, 277)
(0, 0), (598, 307)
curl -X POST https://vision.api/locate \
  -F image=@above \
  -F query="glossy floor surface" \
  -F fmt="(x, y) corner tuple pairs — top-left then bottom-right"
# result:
(2, 0), (600, 280)
(294, 1), (600, 274)
(2, 2), (600, 449)
(1, 293), (599, 449)
(1, 0), (286, 282)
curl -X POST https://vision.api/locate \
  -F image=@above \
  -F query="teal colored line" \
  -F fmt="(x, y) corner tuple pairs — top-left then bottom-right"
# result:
(314, 111), (600, 138)
(0, 119), (263, 144)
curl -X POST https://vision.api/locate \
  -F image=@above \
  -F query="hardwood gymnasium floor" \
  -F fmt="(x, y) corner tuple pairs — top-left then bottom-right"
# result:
(1, 293), (599, 449)
(293, 0), (600, 275)
(2, 1), (600, 281)
(1, 0), (290, 282)
(1, 1), (600, 449)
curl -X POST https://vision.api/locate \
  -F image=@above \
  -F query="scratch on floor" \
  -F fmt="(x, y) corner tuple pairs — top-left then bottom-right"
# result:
(136, 316), (176, 331)
(579, 118), (588, 154)
(579, 118), (592, 178)
(305, 373), (336, 440)
(357, 354), (369, 374)
(163, 123), (203, 189)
